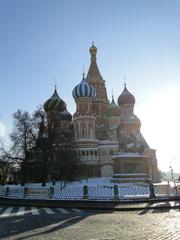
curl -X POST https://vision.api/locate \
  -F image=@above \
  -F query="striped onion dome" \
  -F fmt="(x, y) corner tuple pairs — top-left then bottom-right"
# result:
(72, 74), (96, 100)
(43, 88), (66, 113)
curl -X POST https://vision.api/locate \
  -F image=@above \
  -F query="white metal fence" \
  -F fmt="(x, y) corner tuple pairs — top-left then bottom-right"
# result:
(54, 187), (83, 200)
(0, 184), (178, 200)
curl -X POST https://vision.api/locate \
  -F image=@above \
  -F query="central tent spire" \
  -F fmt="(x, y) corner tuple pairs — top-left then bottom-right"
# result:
(86, 42), (102, 80)
(86, 43), (109, 115)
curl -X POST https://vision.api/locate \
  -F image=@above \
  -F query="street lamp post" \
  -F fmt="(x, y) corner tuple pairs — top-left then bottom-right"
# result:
(170, 157), (176, 181)
(169, 158), (177, 192)
(169, 164), (174, 181)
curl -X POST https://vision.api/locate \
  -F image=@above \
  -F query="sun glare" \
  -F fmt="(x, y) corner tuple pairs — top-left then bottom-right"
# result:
(136, 88), (180, 173)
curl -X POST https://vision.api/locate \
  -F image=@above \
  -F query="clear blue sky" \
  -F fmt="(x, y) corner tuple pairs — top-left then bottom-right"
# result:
(0, 0), (180, 172)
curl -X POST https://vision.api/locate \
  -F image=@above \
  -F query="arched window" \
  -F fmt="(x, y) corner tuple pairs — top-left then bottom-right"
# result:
(82, 129), (85, 138)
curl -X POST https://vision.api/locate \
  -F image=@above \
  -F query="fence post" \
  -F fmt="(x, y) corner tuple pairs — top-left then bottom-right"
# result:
(114, 185), (119, 200)
(149, 182), (156, 198)
(83, 185), (88, 199)
(24, 187), (28, 198)
(5, 187), (9, 196)
(49, 187), (54, 198)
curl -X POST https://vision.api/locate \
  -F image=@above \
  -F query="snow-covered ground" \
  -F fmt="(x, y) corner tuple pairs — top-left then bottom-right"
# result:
(3, 177), (177, 188)
(5, 177), (151, 188)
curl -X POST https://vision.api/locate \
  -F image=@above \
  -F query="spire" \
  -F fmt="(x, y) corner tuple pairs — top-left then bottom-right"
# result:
(123, 75), (126, 88)
(53, 80), (58, 98)
(111, 95), (117, 107)
(82, 66), (85, 80)
(86, 43), (109, 114)
(52, 85), (59, 98)
(111, 95), (115, 104)
(111, 89), (115, 103)
(87, 42), (102, 80)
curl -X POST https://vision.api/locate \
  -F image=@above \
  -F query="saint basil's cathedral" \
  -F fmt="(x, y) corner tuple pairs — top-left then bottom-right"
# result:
(43, 43), (159, 182)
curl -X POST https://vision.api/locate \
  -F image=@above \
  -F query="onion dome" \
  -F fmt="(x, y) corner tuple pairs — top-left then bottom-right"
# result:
(43, 87), (66, 113)
(89, 42), (97, 56)
(105, 95), (120, 117)
(58, 109), (72, 121)
(72, 74), (96, 100)
(118, 84), (135, 106)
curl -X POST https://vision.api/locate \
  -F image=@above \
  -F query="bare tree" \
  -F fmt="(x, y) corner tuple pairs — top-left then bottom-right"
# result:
(0, 108), (81, 186)
(8, 110), (38, 185)
(0, 139), (14, 185)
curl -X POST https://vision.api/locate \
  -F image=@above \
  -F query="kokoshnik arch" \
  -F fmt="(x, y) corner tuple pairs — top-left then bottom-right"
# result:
(43, 43), (159, 182)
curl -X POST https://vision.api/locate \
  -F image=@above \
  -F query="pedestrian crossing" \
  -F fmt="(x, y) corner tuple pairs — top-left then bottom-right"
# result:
(17, 206), (25, 216)
(1, 201), (178, 218)
(0, 206), (84, 218)
(43, 207), (55, 214)
(1, 207), (13, 217)
(57, 208), (70, 214)
(31, 207), (40, 215)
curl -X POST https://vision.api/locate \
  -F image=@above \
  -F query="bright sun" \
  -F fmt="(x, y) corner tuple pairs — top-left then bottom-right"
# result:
(136, 88), (180, 173)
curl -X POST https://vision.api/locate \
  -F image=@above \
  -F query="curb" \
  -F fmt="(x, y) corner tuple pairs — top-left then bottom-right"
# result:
(0, 196), (180, 211)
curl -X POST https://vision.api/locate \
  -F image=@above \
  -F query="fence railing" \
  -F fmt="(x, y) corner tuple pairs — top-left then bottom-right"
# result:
(88, 186), (114, 200)
(0, 184), (179, 200)
(7, 187), (25, 198)
(0, 186), (7, 196)
(118, 186), (149, 199)
(54, 187), (83, 199)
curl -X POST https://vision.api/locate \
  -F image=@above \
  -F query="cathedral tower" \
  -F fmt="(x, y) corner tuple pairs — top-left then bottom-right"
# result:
(72, 73), (96, 142)
(72, 74), (99, 175)
(86, 43), (109, 115)
(43, 87), (73, 149)
(43, 87), (72, 130)
(117, 84), (141, 134)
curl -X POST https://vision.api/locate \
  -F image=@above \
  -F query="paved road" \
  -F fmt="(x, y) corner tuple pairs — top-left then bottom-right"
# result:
(0, 204), (180, 240)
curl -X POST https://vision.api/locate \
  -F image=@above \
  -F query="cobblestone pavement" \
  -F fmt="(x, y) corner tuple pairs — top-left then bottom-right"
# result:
(1, 204), (180, 240)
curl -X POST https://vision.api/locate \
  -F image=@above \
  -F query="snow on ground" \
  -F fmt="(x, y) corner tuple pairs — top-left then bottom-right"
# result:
(4, 177), (114, 188)
(4, 177), (176, 188)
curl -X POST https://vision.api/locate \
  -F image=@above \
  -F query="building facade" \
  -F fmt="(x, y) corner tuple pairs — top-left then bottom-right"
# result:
(43, 44), (159, 182)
